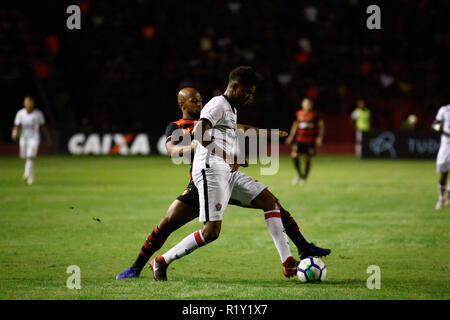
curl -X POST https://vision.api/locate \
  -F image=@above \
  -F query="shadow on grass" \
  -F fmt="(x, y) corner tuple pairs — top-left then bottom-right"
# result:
(137, 277), (365, 288)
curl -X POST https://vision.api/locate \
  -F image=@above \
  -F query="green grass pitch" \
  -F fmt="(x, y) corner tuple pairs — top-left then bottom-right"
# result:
(0, 155), (449, 300)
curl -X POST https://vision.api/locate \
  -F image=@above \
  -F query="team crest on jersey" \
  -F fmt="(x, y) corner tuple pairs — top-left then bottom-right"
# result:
(215, 203), (222, 211)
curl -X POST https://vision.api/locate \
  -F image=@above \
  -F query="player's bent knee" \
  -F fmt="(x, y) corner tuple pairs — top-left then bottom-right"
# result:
(202, 223), (221, 243)
(202, 229), (220, 242)
(252, 189), (280, 212)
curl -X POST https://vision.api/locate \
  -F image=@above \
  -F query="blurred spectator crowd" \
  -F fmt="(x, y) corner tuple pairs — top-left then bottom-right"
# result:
(1, 0), (449, 146)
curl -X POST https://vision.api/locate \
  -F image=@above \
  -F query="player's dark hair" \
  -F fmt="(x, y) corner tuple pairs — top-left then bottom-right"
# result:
(228, 66), (260, 87)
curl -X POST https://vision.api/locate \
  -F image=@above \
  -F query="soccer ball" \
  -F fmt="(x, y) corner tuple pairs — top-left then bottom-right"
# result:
(297, 256), (327, 283)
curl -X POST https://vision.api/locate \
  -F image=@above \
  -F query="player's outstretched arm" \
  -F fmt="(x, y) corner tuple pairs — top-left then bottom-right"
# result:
(165, 140), (196, 158)
(237, 123), (288, 137)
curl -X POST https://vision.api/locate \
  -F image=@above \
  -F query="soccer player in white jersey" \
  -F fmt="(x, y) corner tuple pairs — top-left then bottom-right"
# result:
(11, 96), (51, 185)
(432, 104), (450, 209)
(150, 67), (330, 280)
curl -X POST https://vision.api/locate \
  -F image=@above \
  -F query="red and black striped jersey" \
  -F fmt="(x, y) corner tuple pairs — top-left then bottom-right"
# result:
(295, 110), (321, 144)
(165, 118), (197, 180)
(165, 118), (196, 142)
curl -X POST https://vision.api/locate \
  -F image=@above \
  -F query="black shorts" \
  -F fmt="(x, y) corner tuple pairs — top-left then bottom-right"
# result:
(294, 142), (316, 156)
(176, 181), (251, 211)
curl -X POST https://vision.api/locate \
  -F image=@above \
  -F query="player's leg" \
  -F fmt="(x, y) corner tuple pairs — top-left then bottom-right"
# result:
(231, 171), (331, 262)
(436, 172), (448, 209)
(301, 154), (311, 181)
(436, 148), (449, 209)
(253, 190), (331, 265)
(150, 220), (221, 280)
(229, 171), (298, 277)
(250, 188), (298, 277)
(116, 185), (199, 279)
(302, 145), (315, 181)
(19, 137), (27, 181)
(228, 198), (318, 257)
(24, 138), (38, 185)
(290, 144), (302, 184)
(150, 168), (230, 281)
(355, 130), (362, 158)
(117, 200), (198, 279)
(277, 203), (330, 259)
(24, 157), (35, 184)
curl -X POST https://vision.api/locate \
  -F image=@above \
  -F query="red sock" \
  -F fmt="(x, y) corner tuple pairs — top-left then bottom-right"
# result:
(131, 226), (168, 270)
(279, 206), (309, 251)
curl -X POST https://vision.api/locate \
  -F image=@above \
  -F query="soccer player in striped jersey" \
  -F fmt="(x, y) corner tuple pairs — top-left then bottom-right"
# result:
(286, 98), (324, 185)
(116, 86), (330, 280)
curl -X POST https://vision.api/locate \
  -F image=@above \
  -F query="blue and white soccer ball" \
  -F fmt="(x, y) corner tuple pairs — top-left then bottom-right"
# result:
(297, 256), (327, 283)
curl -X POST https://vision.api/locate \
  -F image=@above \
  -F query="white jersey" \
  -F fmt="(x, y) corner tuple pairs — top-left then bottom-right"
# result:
(14, 108), (45, 140)
(192, 95), (237, 170)
(436, 105), (450, 145)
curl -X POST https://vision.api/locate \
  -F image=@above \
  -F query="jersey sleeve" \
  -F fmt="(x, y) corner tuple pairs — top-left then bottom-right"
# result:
(436, 107), (445, 122)
(199, 99), (224, 127)
(165, 122), (179, 142)
(14, 110), (22, 126)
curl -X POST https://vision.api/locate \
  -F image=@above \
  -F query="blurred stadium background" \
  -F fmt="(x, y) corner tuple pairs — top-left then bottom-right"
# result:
(1, 0), (450, 155)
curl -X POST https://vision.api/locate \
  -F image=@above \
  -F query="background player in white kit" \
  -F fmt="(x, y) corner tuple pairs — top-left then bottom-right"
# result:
(11, 95), (51, 185)
(150, 66), (330, 280)
(432, 104), (450, 209)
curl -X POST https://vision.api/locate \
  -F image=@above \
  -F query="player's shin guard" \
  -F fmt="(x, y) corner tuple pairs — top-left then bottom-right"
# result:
(132, 227), (168, 270)
(161, 230), (206, 265)
(264, 210), (292, 263)
(279, 207), (309, 252)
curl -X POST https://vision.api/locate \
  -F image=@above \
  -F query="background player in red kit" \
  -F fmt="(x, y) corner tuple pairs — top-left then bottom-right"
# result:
(116, 87), (330, 279)
(286, 98), (325, 185)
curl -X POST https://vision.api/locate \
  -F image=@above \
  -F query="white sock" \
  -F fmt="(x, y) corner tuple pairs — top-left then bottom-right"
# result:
(24, 159), (34, 178)
(162, 230), (206, 265)
(264, 210), (292, 263)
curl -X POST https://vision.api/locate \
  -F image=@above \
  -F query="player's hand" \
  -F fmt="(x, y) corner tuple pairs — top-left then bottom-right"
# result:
(11, 128), (19, 141)
(229, 162), (239, 172)
(277, 131), (288, 138)
(227, 156), (248, 172)
(290, 150), (298, 158)
(432, 122), (442, 132)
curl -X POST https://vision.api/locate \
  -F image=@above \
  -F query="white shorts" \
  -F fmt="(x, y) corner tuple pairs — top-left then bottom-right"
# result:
(192, 168), (267, 222)
(437, 145), (450, 173)
(19, 136), (40, 159)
